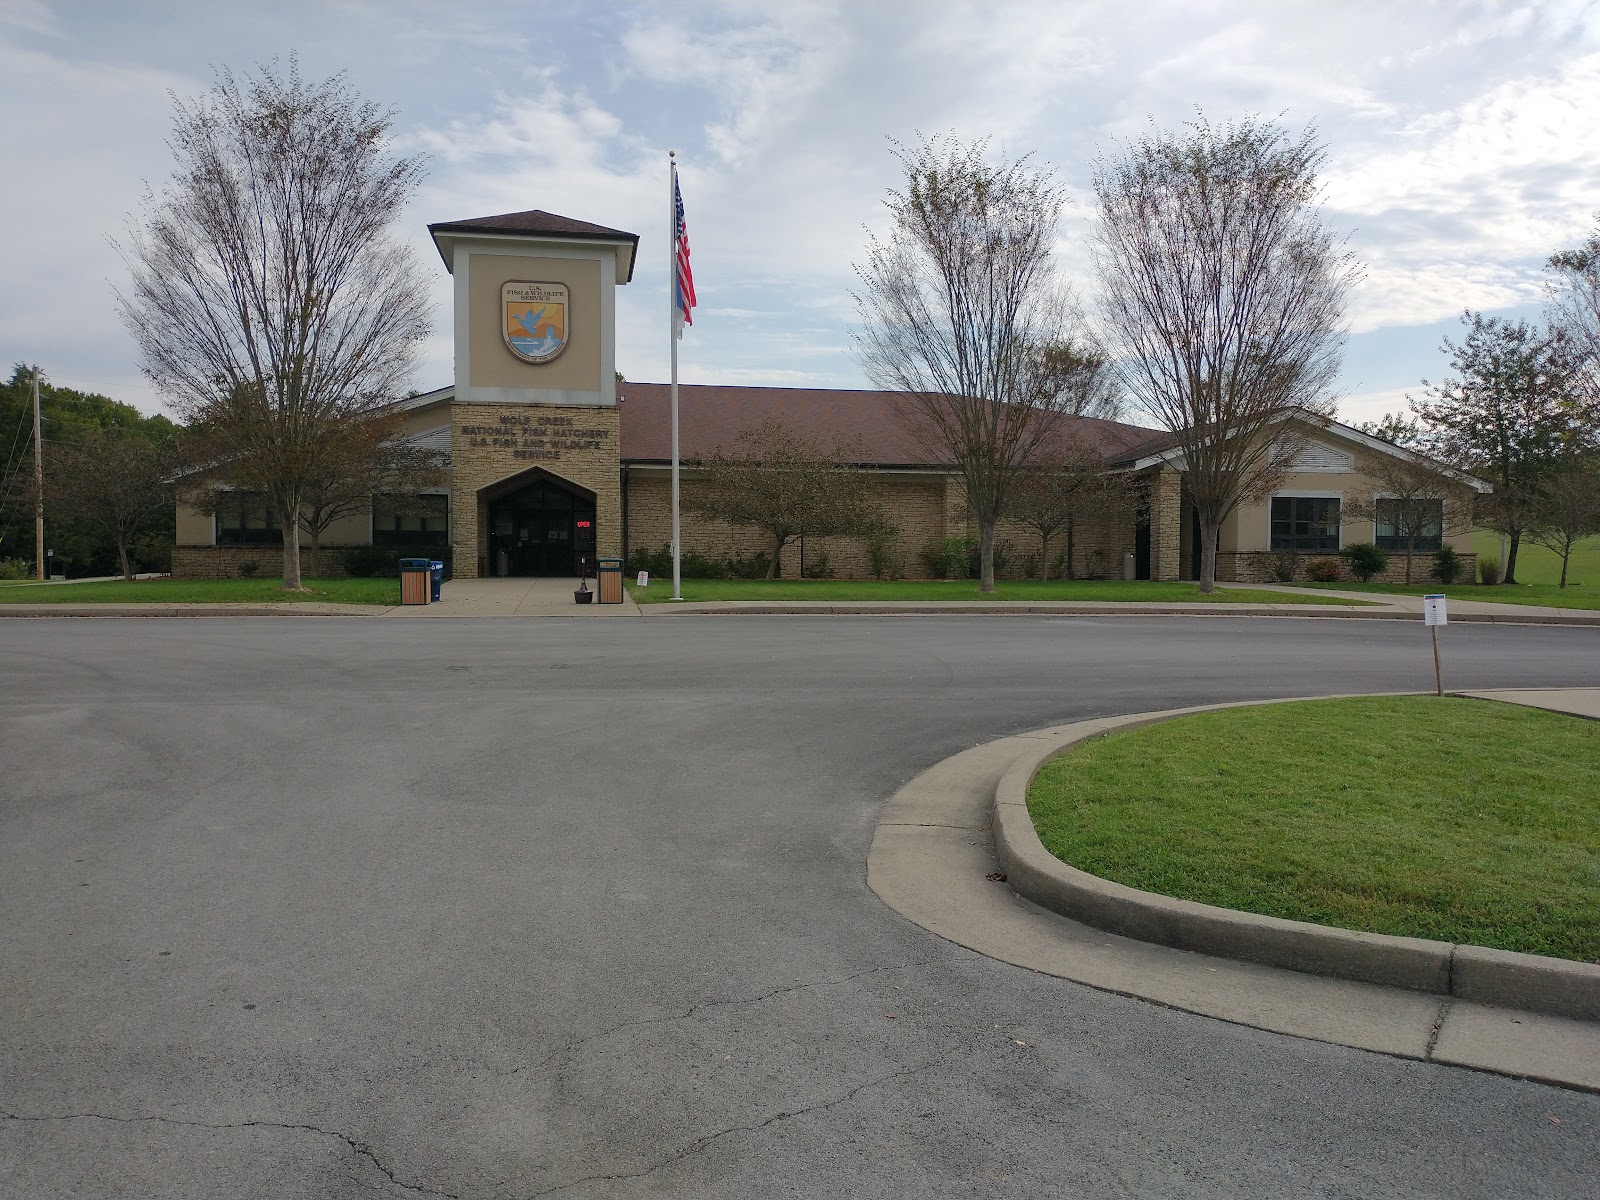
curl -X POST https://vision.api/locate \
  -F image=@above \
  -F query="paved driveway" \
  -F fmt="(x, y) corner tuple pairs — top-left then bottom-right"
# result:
(3, 616), (1597, 1199)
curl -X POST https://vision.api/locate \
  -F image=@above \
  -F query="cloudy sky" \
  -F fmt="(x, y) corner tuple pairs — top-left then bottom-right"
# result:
(2, 0), (1596, 427)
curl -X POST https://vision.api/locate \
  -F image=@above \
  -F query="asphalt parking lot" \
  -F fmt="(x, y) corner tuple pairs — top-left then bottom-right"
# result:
(3, 615), (1597, 1199)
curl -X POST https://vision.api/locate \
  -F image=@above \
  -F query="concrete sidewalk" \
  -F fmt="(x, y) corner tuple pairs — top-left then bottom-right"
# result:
(869, 688), (1600, 1094)
(377, 575), (643, 617)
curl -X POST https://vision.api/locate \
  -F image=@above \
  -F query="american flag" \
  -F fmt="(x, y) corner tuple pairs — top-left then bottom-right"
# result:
(674, 175), (696, 335)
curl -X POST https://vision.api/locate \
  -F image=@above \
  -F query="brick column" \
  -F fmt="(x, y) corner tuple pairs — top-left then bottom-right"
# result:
(1151, 468), (1182, 581)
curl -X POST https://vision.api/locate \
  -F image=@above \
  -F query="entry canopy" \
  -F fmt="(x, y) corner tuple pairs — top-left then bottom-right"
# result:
(428, 209), (640, 282)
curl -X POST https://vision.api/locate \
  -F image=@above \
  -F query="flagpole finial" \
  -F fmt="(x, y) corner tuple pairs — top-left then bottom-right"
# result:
(669, 149), (676, 158)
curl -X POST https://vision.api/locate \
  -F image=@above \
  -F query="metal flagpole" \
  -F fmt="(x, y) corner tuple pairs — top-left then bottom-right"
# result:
(32, 368), (44, 581)
(669, 151), (683, 601)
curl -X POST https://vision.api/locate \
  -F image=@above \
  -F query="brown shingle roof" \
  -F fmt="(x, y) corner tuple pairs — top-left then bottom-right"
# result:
(617, 383), (1159, 467)
(428, 209), (637, 240)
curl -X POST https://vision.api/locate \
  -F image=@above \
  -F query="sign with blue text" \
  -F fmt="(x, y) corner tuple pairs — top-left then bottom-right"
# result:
(502, 281), (569, 365)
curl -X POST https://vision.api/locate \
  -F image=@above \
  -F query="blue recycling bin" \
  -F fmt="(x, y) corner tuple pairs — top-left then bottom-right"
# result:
(430, 560), (444, 602)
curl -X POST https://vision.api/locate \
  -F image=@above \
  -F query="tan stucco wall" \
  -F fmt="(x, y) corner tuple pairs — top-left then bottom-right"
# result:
(451, 402), (621, 577)
(467, 254), (601, 393)
(176, 495), (214, 546)
(1227, 470), (1475, 555)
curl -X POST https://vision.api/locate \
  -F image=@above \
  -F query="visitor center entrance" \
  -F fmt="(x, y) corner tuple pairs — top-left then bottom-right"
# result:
(487, 475), (597, 577)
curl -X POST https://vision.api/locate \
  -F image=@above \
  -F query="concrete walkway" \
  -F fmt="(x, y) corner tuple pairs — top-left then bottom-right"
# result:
(381, 575), (643, 617)
(869, 688), (1600, 1094)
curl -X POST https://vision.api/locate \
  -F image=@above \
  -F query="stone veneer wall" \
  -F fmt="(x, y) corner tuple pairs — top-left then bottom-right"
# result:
(172, 545), (359, 579)
(451, 403), (622, 578)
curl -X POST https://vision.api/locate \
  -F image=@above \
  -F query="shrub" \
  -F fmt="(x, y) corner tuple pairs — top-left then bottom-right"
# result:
(1430, 545), (1464, 585)
(725, 550), (772, 580)
(1305, 557), (1342, 582)
(801, 549), (834, 579)
(343, 545), (400, 578)
(865, 528), (903, 581)
(922, 535), (977, 579)
(1340, 542), (1388, 582)
(237, 559), (260, 578)
(0, 557), (31, 580)
(1478, 555), (1502, 586)
(1270, 552), (1299, 583)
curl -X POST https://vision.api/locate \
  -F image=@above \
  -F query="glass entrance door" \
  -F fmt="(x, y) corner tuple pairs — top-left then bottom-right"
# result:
(487, 479), (597, 577)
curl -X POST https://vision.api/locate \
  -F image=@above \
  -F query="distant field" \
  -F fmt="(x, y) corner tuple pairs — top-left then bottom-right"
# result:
(1471, 531), (1599, 587)
(0, 577), (398, 604)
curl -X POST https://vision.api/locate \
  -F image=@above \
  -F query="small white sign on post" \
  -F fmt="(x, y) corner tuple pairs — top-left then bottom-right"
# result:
(637, 570), (650, 587)
(1423, 594), (1446, 696)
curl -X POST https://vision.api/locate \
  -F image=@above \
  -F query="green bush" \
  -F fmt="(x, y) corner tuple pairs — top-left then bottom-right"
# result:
(1478, 555), (1502, 586)
(865, 528), (903, 581)
(0, 557), (31, 580)
(800, 549), (834, 579)
(1431, 545), (1464, 585)
(343, 545), (400, 578)
(1305, 557), (1342, 582)
(1340, 542), (1388, 582)
(626, 543), (771, 580)
(237, 559), (260, 578)
(1270, 552), (1299, 583)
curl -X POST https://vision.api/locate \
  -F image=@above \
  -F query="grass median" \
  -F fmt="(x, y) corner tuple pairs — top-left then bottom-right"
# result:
(0, 577), (400, 604)
(627, 579), (1373, 605)
(1026, 696), (1600, 961)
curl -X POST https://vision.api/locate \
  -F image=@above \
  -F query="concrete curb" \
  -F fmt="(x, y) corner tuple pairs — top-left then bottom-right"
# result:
(637, 602), (1600, 624)
(991, 701), (1600, 1023)
(0, 604), (390, 618)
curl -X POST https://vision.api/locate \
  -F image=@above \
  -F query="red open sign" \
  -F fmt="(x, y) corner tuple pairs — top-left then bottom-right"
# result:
(576, 520), (592, 529)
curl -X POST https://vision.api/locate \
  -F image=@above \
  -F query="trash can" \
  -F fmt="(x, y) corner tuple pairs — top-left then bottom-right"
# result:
(399, 557), (431, 605)
(597, 557), (624, 604)
(429, 560), (444, 603)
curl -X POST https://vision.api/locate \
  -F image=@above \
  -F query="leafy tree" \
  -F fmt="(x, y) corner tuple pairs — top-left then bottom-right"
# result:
(1092, 114), (1358, 592)
(1528, 459), (1600, 588)
(0, 365), (176, 575)
(46, 428), (177, 579)
(687, 417), (882, 579)
(1341, 448), (1475, 584)
(1411, 312), (1592, 584)
(854, 135), (1117, 593)
(1353, 412), (1424, 448)
(1007, 442), (1134, 580)
(115, 58), (430, 591)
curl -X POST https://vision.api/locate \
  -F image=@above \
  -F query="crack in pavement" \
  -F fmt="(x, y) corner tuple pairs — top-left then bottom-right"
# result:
(496, 958), (942, 1083)
(0, 1109), (459, 1199)
(516, 1061), (940, 1198)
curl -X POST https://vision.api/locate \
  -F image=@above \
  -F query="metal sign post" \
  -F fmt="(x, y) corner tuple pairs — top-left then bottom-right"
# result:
(1423, 594), (1447, 696)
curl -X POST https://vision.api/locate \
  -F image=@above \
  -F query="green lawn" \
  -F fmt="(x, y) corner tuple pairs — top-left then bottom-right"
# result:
(0, 577), (400, 604)
(1027, 696), (1600, 961)
(626, 578), (1372, 605)
(1471, 530), (1600, 587)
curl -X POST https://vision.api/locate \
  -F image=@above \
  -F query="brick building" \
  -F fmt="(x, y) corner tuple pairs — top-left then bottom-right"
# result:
(173, 208), (1485, 584)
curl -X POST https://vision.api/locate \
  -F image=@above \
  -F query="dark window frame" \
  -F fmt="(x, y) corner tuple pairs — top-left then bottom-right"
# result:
(215, 492), (283, 546)
(372, 493), (450, 548)
(1374, 498), (1443, 553)
(1270, 496), (1341, 552)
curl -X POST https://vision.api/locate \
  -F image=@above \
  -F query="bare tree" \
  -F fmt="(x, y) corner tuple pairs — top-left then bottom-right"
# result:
(1546, 215), (1600, 412)
(295, 415), (445, 575)
(1411, 312), (1590, 584)
(46, 428), (176, 580)
(1341, 449), (1474, 584)
(1092, 114), (1358, 592)
(1528, 459), (1600, 588)
(116, 58), (430, 590)
(687, 417), (882, 579)
(1007, 442), (1134, 580)
(854, 135), (1117, 593)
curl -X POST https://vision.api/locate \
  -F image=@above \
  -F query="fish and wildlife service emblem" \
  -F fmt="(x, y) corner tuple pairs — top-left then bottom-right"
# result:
(502, 281), (569, 365)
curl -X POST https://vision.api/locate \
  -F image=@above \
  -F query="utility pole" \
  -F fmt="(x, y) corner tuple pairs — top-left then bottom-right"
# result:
(32, 368), (44, 580)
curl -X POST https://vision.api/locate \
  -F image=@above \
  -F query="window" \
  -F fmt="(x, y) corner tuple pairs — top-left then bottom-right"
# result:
(1375, 498), (1443, 552)
(215, 493), (283, 546)
(1270, 496), (1341, 552)
(373, 494), (449, 547)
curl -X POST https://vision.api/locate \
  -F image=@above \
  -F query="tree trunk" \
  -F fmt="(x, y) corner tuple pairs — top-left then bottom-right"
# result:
(1039, 531), (1050, 581)
(278, 494), (304, 590)
(1504, 531), (1520, 585)
(309, 529), (322, 578)
(1403, 535), (1413, 585)
(1198, 519), (1218, 594)
(1559, 544), (1570, 588)
(766, 533), (783, 580)
(117, 538), (133, 581)
(1065, 517), (1076, 580)
(978, 518), (996, 594)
